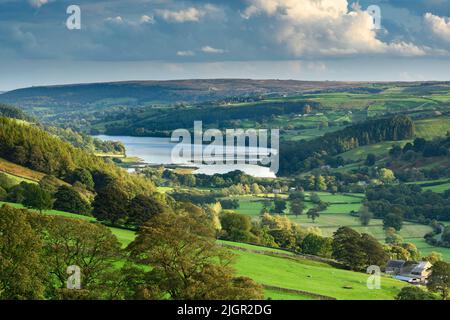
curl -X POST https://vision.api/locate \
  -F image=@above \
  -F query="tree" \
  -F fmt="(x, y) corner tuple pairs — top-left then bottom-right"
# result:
(365, 154), (376, 166)
(0, 186), (6, 201)
(272, 198), (287, 214)
(69, 168), (95, 190)
(6, 182), (28, 203)
(310, 192), (321, 204)
(128, 211), (263, 299)
(358, 205), (373, 226)
(360, 233), (388, 267)
(389, 145), (403, 158)
(260, 199), (272, 215)
(39, 175), (61, 194)
(388, 245), (411, 261)
(383, 213), (403, 231)
(402, 243), (420, 261)
(220, 212), (257, 243)
(0, 172), (16, 190)
(288, 191), (305, 201)
(332, 227), (367, 271)
(219, 199), (240, 210)
(205, 202), (222, 232)
(290, 198), (306, 217)
(316, 175), (327, 191)
(92, 183), (129, 224)
(427, 261), (450, 300)
(385, 227), (403, 245)
(22, 183), (53, 213)
(0, 205), (46, 299)
(379, 168), (396, 183)
(301, 233), (332, 258)
(307, 208), (320, 222)
(34, 215), (122, 293)
(424, 252), (443, 265)
(128, 194), (168, 226)
(396, 287), (436, 300)
(53, 185), (91, 216)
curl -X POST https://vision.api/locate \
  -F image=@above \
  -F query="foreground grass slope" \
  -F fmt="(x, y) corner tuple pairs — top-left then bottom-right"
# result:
(232, 249), (406, 300)
(2, 200), (410, 300)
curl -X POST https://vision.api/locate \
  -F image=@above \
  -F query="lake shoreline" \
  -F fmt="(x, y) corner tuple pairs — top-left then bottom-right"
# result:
(94, 135), (277, 178)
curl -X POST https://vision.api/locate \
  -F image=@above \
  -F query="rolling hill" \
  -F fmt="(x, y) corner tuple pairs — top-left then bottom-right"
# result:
(0, 200), (408, 300)
(0, 80), (371, 111)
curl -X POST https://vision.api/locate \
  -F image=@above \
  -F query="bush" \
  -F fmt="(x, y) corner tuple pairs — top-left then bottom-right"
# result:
(0, 173), (17, 190)
(396, 287), (436, 300)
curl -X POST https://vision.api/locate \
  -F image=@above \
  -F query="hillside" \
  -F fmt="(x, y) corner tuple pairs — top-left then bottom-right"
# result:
(1, 81), (448, 136)
(0, 200), (407, 300)
(0, 80), (387, 110)
(0, 157), (46, 183)
(0, 116), (155, 196)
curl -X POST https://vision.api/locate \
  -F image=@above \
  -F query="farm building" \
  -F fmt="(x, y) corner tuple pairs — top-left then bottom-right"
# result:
(385, 260), (432, 284)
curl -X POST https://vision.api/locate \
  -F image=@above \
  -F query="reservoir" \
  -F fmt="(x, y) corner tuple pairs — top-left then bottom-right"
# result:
(95, 135), (277, 178)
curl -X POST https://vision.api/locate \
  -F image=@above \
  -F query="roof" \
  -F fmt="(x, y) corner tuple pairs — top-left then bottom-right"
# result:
(386, 260), (405, 269)
(394, 275), (416, 282)
(411, 261), (432, 274)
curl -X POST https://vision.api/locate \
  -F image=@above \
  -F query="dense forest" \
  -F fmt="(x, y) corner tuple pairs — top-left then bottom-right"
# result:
(279, 115), (415, 175)
(366, 184), (450, 222)
(0, 116), (153, 197)
(0, 103), (33, 121)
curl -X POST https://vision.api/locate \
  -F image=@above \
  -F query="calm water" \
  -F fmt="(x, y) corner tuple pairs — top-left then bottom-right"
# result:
(95, 135), (276, 178)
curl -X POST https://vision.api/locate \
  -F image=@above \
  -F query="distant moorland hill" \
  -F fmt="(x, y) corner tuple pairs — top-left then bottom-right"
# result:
(3, 80), (449, 112)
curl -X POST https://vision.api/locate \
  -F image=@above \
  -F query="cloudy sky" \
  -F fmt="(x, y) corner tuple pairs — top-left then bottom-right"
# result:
(0, 0), (449, 90)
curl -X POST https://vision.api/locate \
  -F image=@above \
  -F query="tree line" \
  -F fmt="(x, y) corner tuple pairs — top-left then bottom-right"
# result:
(279, 115), (415, 175)
(0, 204), (263, 300)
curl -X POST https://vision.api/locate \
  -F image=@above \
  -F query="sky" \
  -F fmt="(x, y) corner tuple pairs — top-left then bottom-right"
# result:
(0, 0), (449, 91)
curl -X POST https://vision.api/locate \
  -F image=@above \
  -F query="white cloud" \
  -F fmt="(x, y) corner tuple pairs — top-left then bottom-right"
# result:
(140, 15), (155, 24)
(156, 5), (218, 23)
(28, 0), (49, 8)
(177, 50), (195, 57)
(243, 0), (426, 57)
(201, 46), (226, 54)
(425, 13), (450, 44)
(106, 16), (124, 24)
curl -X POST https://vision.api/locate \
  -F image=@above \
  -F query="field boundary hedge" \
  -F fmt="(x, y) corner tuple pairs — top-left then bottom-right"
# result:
(262, 284), (336, 300)
(219, 242), (345, 268)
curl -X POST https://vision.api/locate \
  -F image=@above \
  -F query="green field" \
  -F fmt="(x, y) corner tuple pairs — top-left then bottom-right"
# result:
(233, 192), (365, 218)
(233, 197), (265, 216)
(0, 171), (37, 185)
(263, 289), (314, 300)
(415, 117), (450, 140)
(0, 201), (95, 221)
(218, 240), (295, 255)
(230, 192), (445, 261)
(0, 157), (45, 182)
(338, 141), (410, 161)
(232, 249), (406, 300)
(408, 238), (450, 261)
(422, 182), (450, 193)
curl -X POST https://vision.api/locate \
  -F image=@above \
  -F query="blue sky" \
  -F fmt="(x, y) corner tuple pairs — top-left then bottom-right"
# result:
(0, 0), (449, 90)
